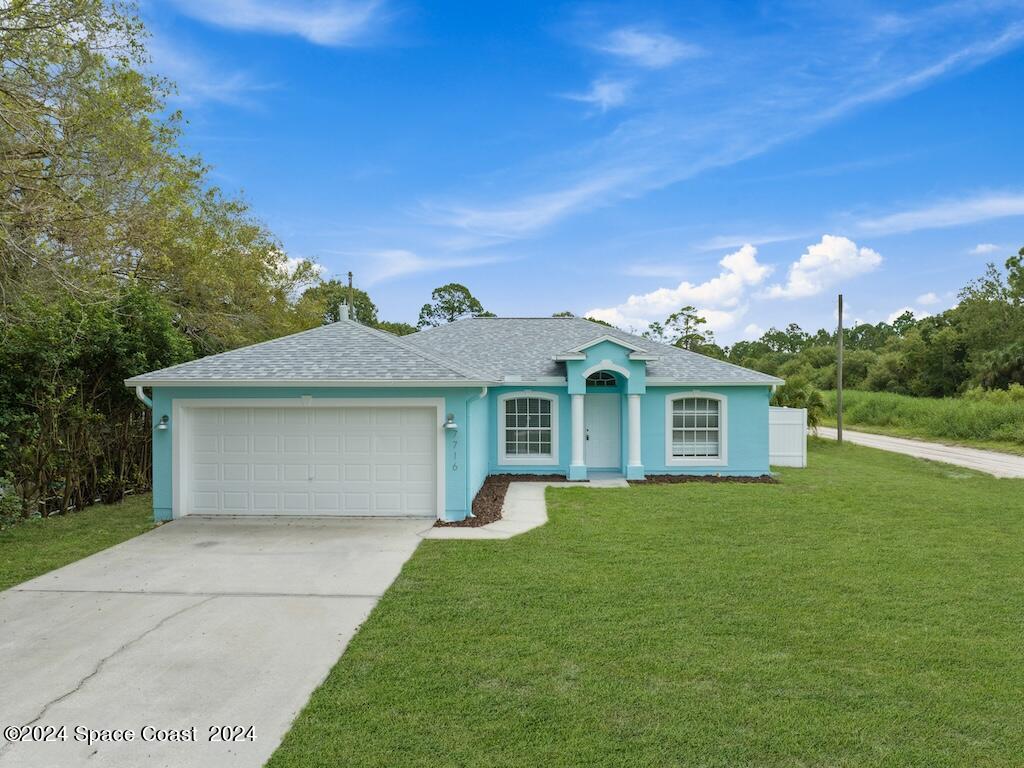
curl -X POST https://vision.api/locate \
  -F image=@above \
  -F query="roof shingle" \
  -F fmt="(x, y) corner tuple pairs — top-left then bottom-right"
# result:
(407, 317), (782, 385)
(125, 319), (491, 384)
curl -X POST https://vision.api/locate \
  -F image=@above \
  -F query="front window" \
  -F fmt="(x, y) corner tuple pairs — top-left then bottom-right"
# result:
(671, 397), (721, 458)
(504, 397), (552, 457)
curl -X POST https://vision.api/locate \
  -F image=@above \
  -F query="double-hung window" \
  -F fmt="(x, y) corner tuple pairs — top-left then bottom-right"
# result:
(499, 393), (558, 465)
(666, 394), (727, 465)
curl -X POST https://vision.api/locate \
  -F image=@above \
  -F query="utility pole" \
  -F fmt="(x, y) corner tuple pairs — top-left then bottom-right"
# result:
(347, 271), (355, 323)
(836, 293), (844, 445)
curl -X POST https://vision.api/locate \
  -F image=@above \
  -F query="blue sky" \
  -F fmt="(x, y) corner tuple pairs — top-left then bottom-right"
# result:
(144, 0), (1024, 342)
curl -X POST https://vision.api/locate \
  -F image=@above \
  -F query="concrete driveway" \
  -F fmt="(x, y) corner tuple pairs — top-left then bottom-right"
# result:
(818, 427), (1024, 478)
(0, 516), (428, 768)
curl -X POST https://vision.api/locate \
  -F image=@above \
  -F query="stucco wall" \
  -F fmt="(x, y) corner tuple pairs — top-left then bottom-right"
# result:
(641, 385), (771, 475)
(486, 385), (572, 474)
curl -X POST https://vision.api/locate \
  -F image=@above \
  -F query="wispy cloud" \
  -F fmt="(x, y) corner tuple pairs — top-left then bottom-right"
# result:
(428, 9), (1024, 241)
(696, 231), (810, 252)
(596, 27), (702, 68)
(147, 33), (273, 106)
(622, 262), (691, 279)
(168, 0), (386, 46)
(916, 291), (940, 305)
(350, 249), (509, 285)
(859, 192), (1024, 235)
(562, 78), (631, 112)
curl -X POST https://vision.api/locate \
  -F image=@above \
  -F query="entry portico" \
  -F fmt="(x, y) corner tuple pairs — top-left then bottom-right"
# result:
(557, 335), (650, 481)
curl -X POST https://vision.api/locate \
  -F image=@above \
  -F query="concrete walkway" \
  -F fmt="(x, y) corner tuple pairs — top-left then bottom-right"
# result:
(423, 474), (630, 540)
(818, 426), (1024, 478)
(0, 517), (427, 768)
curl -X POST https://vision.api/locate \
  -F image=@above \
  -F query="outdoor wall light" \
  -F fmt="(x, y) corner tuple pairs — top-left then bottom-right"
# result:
(156, 415), (169, 431)
(443, 413), (459, 431)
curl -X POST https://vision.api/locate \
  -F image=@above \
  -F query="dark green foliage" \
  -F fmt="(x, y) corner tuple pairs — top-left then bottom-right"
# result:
(975, 339), (1024, 389)
(770, 375), (826, 429)
(417, 283), (487, 327)
(725, 252), (1022, 398)
(0, 288), (192, 518)
(297, 282), (379, 325)
(375, 320), (418, 336)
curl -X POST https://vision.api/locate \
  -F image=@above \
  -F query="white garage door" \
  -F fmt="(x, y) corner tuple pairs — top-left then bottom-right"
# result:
(185, 406), (437, 517)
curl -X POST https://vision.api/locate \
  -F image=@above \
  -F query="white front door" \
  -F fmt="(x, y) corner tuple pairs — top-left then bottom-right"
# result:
(184, 406), (437, 517)
(584, 394), (620, 469)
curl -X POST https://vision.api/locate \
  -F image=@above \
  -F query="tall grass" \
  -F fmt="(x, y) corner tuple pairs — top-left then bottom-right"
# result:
(824, 388), (1024, 447)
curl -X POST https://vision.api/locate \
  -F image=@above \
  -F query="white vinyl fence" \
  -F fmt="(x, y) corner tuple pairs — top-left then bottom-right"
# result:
(769, 406), (807, 467)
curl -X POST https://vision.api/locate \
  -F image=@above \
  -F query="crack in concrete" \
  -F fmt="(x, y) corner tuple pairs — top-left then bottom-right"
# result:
(0, 596), (216, 759)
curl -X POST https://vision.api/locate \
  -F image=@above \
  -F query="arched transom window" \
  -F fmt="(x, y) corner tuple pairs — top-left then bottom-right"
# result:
(665, 393), (727, 465)
(585, 371), (617, 387)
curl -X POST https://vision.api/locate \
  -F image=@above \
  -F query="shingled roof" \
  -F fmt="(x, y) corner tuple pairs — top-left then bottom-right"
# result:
(125, 319), (491, 385)
(126, 316), (781, 387)
(406, 317), (782, 385)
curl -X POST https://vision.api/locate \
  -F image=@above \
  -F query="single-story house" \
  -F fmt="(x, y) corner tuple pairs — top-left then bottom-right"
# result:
(126, 316), (783, 522)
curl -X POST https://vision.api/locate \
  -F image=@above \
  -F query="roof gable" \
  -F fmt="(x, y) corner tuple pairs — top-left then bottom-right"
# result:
(554, 333), (656, 360)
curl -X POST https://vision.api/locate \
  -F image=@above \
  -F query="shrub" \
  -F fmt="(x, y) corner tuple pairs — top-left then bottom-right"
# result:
(771, 376), (826, 431)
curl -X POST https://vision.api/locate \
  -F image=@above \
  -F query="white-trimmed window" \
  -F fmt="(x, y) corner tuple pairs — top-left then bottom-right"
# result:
(498, 392), (558, 465)
(665, 392), (727, 465)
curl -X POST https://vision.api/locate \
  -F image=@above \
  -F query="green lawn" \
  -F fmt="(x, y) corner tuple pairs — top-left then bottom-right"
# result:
(270, 440), (1024, 768)
(0, 494), (155, 590)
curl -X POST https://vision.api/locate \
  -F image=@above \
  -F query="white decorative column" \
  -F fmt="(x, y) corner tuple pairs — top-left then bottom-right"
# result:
(626, 393), (644, 480)
(569, 393), (587, 480)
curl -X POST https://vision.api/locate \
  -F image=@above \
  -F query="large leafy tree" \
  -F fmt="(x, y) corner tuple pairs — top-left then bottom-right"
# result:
(417, 283), (489, 327)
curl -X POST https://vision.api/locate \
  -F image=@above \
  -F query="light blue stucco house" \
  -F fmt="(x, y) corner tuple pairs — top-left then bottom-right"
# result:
(126, 316), (782, 522)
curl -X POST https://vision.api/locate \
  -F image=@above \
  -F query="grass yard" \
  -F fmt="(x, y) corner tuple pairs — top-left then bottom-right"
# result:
(270, 440), (1024, 768)
(0, 494), (155, 590)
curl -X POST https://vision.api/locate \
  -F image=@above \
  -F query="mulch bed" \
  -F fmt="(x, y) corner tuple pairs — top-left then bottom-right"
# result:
(434, 474), (569, 528)
(629, 474), (778, 485)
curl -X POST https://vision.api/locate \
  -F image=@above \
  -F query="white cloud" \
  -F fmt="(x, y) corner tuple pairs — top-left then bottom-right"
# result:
(432, 170), (634, 238)
(147, 34), (272, 106)
(859, 192), (1024, 235)
(563, 78), (631, 112)
(743, 323), (764, 339)
(764, 235), (882, 299)
(359, 249), (507, 285)
(970, 242), (1001, 255)
(584, 244), (771, 334)
(168, 0), (384, 46)
(916, 291), (940, 305)
(597, 27), (702, 68)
